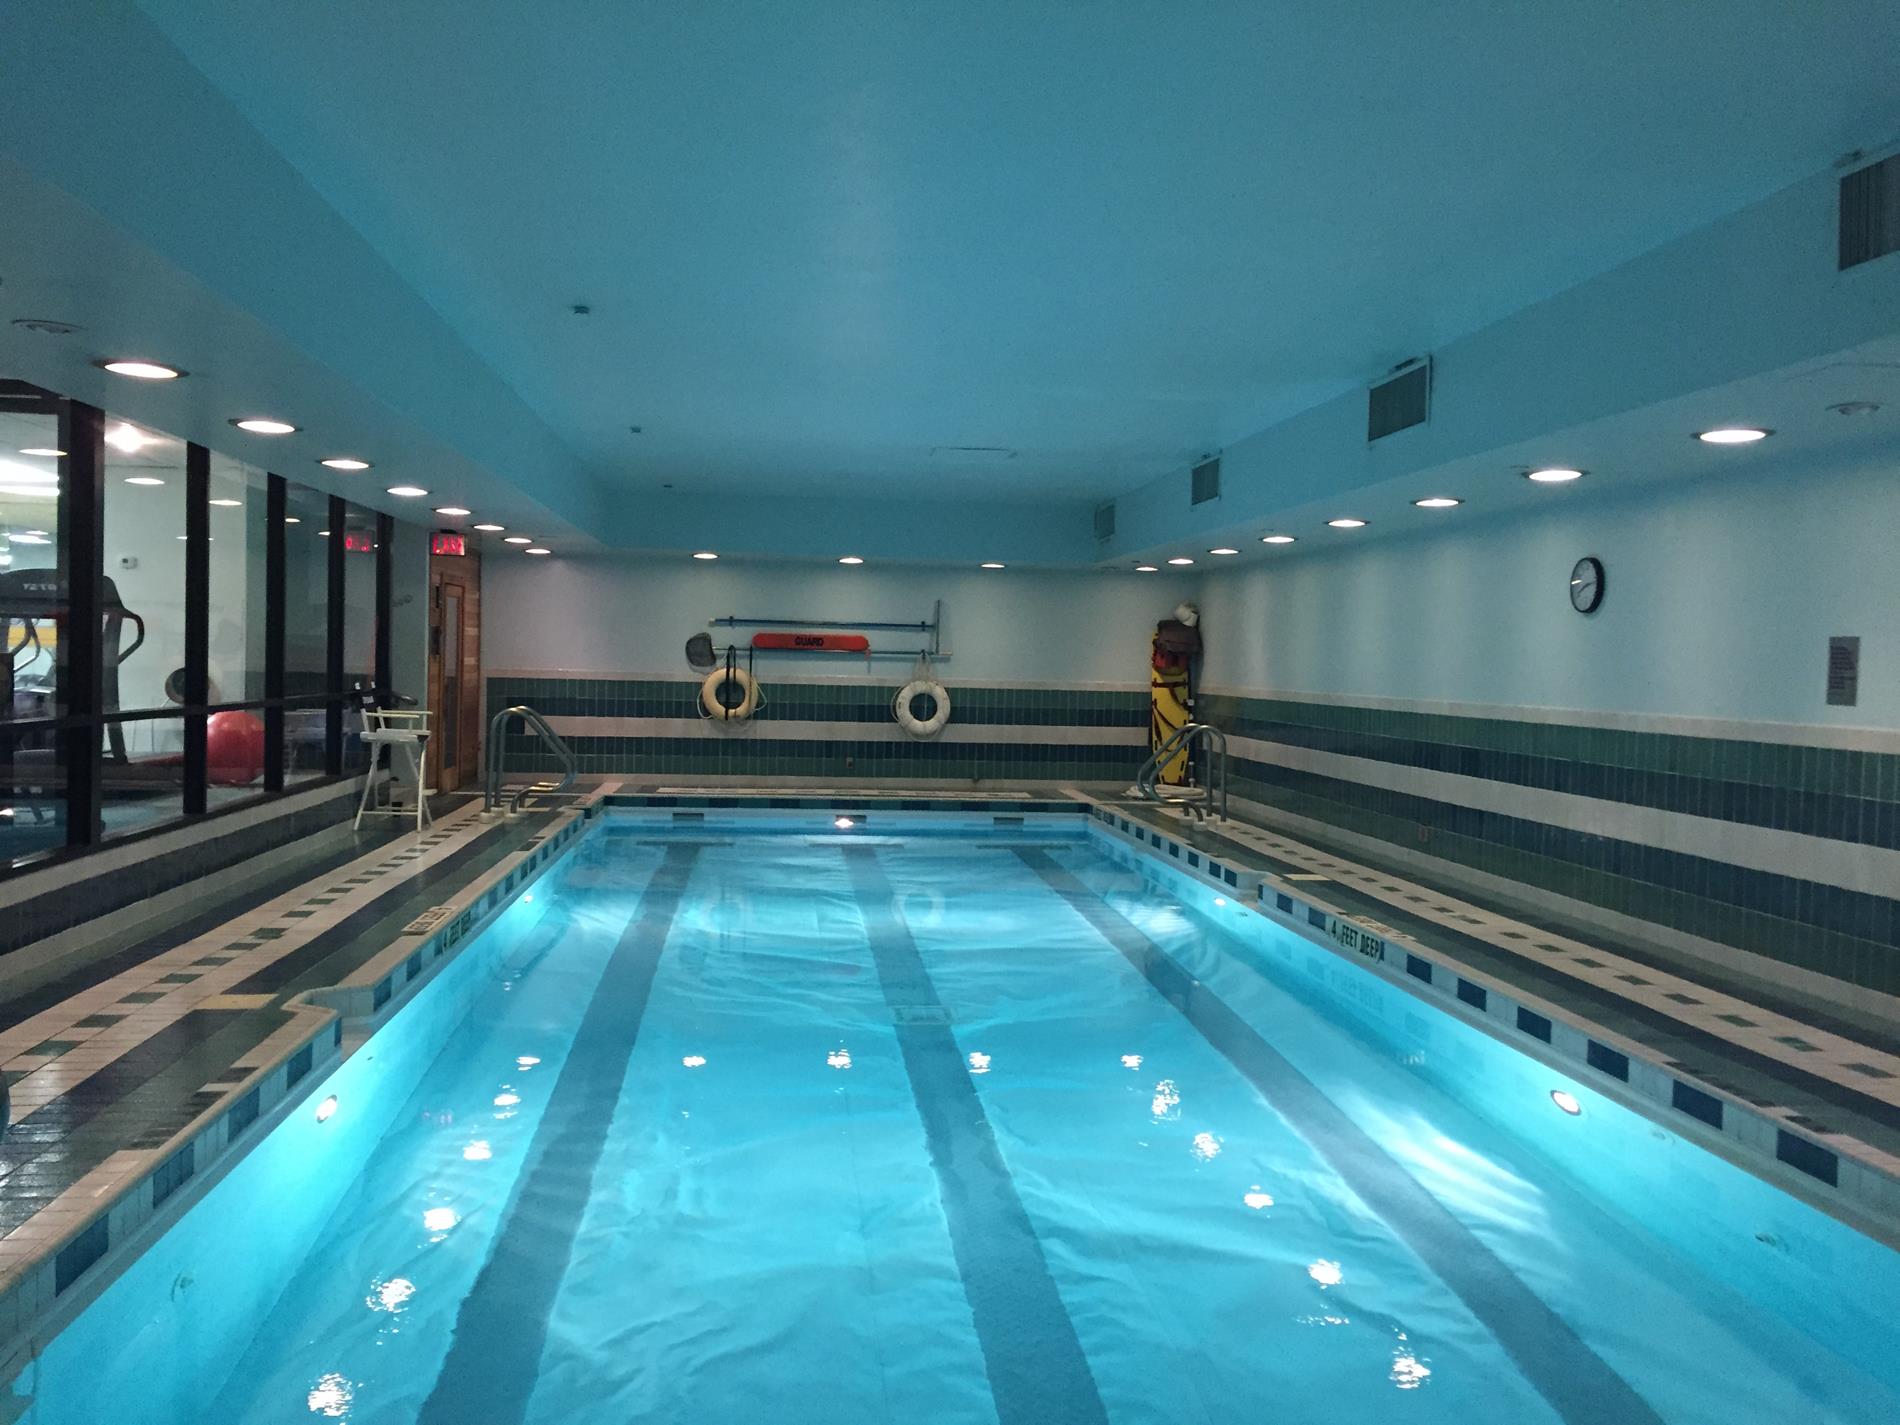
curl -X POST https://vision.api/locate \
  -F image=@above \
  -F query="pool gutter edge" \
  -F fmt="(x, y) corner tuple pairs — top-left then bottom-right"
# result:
(0, 799), (602, 1394)
(1079, 798), (1900, 1253)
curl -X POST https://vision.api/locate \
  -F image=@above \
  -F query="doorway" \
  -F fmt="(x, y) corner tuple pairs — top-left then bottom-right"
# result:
(427, 547), (481, 793)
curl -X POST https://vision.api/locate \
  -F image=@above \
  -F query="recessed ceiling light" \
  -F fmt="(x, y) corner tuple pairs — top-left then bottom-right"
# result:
(838, 555), (864, 565)
(1550, 1089), (1582, 1116)
(8, 533), (50, 545)
(1261, 534), (1296, 545)
(693, 551), (719, 560)
(18, 447), (63, 458)
(209, 498), (242, 507)
(98, 359), (183, 380)
(320, 458), (371, 471)
(174, 534), (214, 541)
(472, 523), (504, 532)
(1208, 547), (1240, 556)
(318, 529), (330, 536)
(1413, 496), (1462, 509)
(1167, 556), (1195, 565)
(284, 517), (301, 524)
(1134, 564), (1158, 572)
(105, 422), (151, 454)
(1525, 468), (1585, 483)
(525, 547), (551, 555)
(980, 561), (1005, 569)
(503, 535), (533, 545)
(434, 506), (471, 517)
(1695, 427), (1771, 445)
(385, 485), (428, 498)
(230, 418), (297, 435)
(1326, 517), (1367, 529)
(123, 475), (165, 487)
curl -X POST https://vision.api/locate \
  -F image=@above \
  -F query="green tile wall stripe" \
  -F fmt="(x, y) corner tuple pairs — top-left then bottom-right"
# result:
(1202, 694), (1900, 852)
(1225, 754), (1899, 996)
(488, 677), (1146, 728)
(485, 677), (1148, 785)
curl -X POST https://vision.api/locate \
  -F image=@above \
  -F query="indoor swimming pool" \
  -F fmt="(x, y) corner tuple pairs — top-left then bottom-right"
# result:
(23, 813), (1900, 1425)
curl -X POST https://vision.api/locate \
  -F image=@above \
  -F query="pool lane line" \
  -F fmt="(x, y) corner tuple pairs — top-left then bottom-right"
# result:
(416, 843), (700, 1425)
(842, 846), (1110, 1425)
(1016, 849), (1667, 1425)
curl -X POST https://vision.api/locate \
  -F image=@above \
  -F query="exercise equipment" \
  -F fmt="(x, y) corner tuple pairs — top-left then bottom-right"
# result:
(207, 709), (266, 786)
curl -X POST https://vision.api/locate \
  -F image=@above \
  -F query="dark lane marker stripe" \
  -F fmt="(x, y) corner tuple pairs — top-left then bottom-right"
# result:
(1018, 849), (1665, 1425)
(843, 846), (1109, 1425)
(418, 843), (699, 1425)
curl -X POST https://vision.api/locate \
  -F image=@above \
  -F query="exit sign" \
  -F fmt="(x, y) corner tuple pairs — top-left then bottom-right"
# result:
(431, 531), (467, 556)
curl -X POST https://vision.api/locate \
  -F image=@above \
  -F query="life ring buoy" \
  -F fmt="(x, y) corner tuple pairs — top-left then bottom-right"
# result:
(894, 678), (951, 738)
(701, 666), (759, 721)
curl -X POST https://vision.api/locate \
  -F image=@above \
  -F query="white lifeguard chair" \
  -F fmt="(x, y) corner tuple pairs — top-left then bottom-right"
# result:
(355, 707), (434, 833)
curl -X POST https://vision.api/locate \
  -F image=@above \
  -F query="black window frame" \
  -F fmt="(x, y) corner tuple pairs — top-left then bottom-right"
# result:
(1, 381), (394, 879)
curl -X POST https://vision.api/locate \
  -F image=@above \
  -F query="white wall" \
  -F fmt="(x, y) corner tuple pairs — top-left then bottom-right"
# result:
(483, 556), (1197, 686)
(1194, 451), (1898, 729)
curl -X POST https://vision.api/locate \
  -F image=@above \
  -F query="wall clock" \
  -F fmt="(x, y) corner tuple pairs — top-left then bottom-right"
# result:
(1569, 556), (1605, 614)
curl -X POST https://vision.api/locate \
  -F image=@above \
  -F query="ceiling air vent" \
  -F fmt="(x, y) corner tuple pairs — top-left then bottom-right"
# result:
(1368, 358), (1431, 442)
(1840, 153), (1899, 270)
(1093, 500), (1117, 541)
(1190, 455), (1221, 505)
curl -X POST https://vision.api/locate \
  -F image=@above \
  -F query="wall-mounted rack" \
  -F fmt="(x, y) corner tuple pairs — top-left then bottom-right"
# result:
(708, 600), (944, 659)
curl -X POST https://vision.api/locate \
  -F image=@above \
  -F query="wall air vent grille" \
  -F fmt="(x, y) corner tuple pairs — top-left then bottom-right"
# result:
(1840, 153), (1899, 270)
(1093, 501), (1116, 541)
(1190, 456), (1221, 505)
(1368, 359), (1431, 441)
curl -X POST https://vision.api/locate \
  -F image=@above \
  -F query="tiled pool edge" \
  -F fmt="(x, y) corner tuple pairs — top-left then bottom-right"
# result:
(0, 805), (596, 1382)
(1081, 800), (1900, 1249)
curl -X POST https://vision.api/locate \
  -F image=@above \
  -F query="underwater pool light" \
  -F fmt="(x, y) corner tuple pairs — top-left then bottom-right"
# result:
(1550, 1089), (1582, 1116)
(1695, 427), (1771, 445)
(834, 816), (855, 830)
(314, 1094), (338, 1122)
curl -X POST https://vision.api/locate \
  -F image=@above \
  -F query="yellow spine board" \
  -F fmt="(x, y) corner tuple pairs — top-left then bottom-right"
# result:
(1149, 638), (1190, 785)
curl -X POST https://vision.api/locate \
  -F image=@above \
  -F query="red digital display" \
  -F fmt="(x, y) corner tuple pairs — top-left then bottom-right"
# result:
(431, 531), (467, 556)
(344, 531), (375, 553)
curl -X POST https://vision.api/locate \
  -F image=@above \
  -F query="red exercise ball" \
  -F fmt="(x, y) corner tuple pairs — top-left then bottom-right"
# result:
(207, 710), (266, 786)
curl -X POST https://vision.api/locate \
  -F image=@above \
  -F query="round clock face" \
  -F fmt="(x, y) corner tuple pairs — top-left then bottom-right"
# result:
(1569, 556), (1605, 613)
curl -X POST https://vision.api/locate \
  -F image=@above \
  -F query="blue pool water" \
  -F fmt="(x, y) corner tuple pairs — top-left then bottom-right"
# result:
(26, 818), (1900, 1423)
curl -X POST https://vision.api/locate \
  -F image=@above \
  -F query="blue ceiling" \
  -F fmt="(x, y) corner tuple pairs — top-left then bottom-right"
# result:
(132, 0), (1900, 510)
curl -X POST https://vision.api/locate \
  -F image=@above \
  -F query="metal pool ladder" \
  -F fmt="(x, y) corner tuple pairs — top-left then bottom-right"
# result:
(485, 704), (578, 813)
(1135, 721), (1229, 822)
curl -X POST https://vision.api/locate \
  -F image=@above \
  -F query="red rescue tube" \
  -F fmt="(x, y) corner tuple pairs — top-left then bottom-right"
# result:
(750, 632), (871, 653)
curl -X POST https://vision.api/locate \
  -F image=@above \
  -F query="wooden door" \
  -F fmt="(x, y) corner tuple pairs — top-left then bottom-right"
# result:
(426, 549), (482, 792)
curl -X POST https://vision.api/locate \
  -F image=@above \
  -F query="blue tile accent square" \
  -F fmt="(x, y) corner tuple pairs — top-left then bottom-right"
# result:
(373, 977), (393, 1010)
(1775, 1130), (1838, 1186)
(1516, 1007), (1552, 1042)
(55, 1215), (109, 1295)
(1405, 954), (1432, 984)
(286, 1043), (313, 1089)
(1307, 907), (1328, 929)
(227, 1087), (260, 1138)
(1456, 979), (1487, 1010)
(1586, 1041), (1630, 1080)
(1275, 892), (1294, 914)
(151, 1141), (196, 1209)
(1672, 1081), (1724, 1129)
